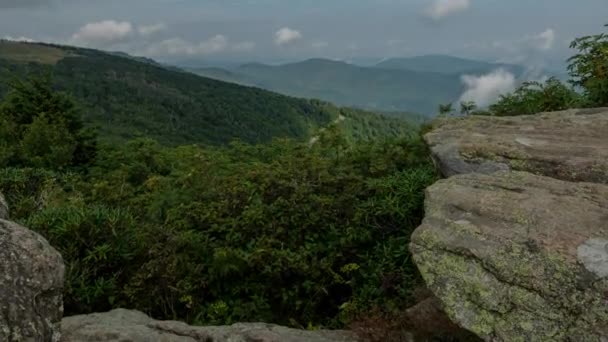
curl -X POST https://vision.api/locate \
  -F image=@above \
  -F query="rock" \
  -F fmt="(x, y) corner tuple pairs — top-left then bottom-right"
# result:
(403, 296), (480, 341)
(0, 217), (65, 341)
(424, 108), (608, 183)
(61, 309), (358, 342)
(0, 193), (8, 219)
(410, 171), (608, 341)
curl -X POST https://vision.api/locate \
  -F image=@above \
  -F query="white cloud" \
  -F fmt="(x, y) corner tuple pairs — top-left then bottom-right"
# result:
(71, 20), (133, 46)
(274, 27), (302, 45)
(491, 28), (557, 53)
(138, 23), (167, 36)
(459, 69), (516, 107)
(3, 35), (35, 42)
(145, 35), (228, 56)
(528, 29), (555, 51)
(425, 0), (471, 20)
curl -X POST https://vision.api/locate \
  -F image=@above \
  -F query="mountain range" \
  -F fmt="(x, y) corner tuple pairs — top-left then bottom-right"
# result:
(188, 55), (526, 115)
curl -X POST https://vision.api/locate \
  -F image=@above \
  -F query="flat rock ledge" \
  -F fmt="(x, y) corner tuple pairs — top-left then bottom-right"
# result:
(412, 109), (608, 341)
(61, 309), (358, 342)
(425, 108), (608, 183)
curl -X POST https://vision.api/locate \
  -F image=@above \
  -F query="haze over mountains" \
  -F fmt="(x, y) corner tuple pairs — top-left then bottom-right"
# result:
(187, 55), (530, 115)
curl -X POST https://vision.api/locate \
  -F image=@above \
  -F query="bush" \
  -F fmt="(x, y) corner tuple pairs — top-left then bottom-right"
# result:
(569, 24), (608, 106)
(0, 73), (96, 170)
(1, 132), (437, 328)
(488, 78), (583, 116)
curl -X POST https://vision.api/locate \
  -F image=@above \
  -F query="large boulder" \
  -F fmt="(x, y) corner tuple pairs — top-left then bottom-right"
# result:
(61, 309), (358, 342)
(410, 171), (608, 341)
(0, 193), (8, 219)
(425, 108), (608, 183)
(0, 205), (65, 341)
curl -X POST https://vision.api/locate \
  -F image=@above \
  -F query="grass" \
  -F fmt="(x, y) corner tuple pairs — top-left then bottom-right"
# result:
(0, 41), (69, 65)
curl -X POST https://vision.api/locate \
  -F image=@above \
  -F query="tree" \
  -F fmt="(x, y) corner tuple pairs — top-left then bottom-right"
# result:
(438, 103), (453, 116)
(459, 101), (477, 115)
(568, 24), (608, 106)
(0, 73), (97, 169)
(489, 78), (582, 116)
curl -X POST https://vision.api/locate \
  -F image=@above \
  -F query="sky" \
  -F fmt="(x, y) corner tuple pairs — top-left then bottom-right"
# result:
(1, 0), (606, 69)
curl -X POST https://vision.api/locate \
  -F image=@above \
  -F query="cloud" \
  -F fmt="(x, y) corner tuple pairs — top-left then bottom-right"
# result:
(274, 27), (302, 45)
(138, 23), (167, 36)
(425, 0), (470, 20)
(491, 28), (557, 53)
(527, 29), (555, 51)
(459, 69), (516, 107)
(71, 20), (133, 46)
(3, 35), (36, 42)
(145, 35), (229, 56)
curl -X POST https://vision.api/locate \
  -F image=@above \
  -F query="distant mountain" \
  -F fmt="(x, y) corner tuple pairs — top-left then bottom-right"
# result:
(376, 55), (525, 75)
(0, 41), (415, 146)
(190, 58), (466, 115)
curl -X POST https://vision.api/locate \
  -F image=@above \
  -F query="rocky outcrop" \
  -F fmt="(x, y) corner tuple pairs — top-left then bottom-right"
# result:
(411, 109), (608, 341)
(0, 195), (65, 342)
(0, 193), (8, 219)
(61, 309), (358, 342)
(425, 108), (608, 183)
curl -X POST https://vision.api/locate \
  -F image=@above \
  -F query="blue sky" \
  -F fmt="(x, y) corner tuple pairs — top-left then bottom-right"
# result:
(1, 0), (606, 67)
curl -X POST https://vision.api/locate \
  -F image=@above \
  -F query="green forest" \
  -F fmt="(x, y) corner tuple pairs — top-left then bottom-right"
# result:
(0, 25), (606, 341)
(0, 42), (414, 146)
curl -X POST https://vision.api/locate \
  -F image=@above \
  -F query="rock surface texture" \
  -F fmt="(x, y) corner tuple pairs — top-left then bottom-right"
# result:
(0, 194), (65, 342)
(411, 109), (608, 341)
(0, 193), (8, 219)
(61, 309), (358, 342)
(425, 108), (608, 183)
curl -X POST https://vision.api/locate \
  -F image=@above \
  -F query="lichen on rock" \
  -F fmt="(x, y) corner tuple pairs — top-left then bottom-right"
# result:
(410, 170), (608, 341)
(424, 108), (608, 183)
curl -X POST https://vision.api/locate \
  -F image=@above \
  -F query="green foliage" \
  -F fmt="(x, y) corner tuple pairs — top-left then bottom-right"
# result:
(1, 42), (412, 146)
(26, 205), (139, 314)
(0, 75), (435, 328)
(0, 43), (436, 331)
(568, 24), (608, 106)
(438, 103), (454, 116)
(0, 73), (96, 169)
(459, 101), (477, 115)
(487, 77), (583, 116)
(1, 133), (436, 328)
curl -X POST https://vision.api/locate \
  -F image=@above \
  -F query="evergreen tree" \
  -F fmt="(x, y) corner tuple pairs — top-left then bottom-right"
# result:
(0, 73), (97, 169)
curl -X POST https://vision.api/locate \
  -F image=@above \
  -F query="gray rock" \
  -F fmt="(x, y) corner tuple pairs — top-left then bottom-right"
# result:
(61, 309), (358, 342)
(410, 171), (608, 341)
(0, 193), (8, 220)
(0, 218), (65, 341)
(424, 108), (608, 183)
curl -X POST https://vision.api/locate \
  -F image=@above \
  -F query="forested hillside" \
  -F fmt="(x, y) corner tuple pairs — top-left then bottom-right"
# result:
(0, 70), (438, 334)
(0, 41), (413, 146)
